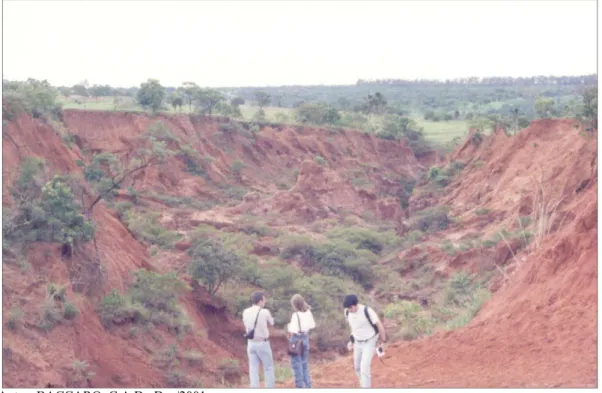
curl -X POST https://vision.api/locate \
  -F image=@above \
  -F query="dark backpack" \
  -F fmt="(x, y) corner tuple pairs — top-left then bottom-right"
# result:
(345, 305), (379, 335)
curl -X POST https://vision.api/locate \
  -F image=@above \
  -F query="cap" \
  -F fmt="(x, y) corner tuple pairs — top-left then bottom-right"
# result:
(343, 294), (358, 308)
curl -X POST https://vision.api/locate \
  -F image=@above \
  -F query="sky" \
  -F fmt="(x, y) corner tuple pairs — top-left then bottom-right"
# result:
(2, 0), (598, 87)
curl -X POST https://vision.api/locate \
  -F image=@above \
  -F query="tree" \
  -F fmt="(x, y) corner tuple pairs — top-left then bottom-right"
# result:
(3, 78), (61, 118)
(581, 86), (597, 129)
(187, 237), (244, 295)
(195, 88), (224, 116)
(337, 97), (351, 111)
(361, 92), (387, 115)
(254, 91), (271, 108)
(180, 82), (200, 112)
(215, 102), (242, 118)
(295, 102), (332, 124)
(136, 79), (166, 114)
(5, 159), (94, 255)
(170, 95), (183, 112)
(72, 84), (88, 97)
(84, 123), (171, 213)
(231, 97), (245, 107)
(252, 108), (266, 122)
(324, 107), (341, 124)
(534, 97), (555, 119)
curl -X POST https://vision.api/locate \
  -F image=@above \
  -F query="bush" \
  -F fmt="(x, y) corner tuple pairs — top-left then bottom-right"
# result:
(97, 272), (190, 331)
(326, 227), (400, 254)
(69, 360), (95, 385)
(47, 283), (67, 301)
(63, 301), (79, 320)
(470, 131), (484, 146)
(124, 211), (181, 249)
(280, 235), (376, 288)
(39, 298), (62, 331)
(314, 155), (327, 167)
(408, 206), (451, 233)
(295, 102), (340, 125)
(188, 237), (245, 295)
(166, 368), (188, 387)
(182, 351), (204, 366)
(97, 290), (128, 326)
(7, 163), (94, 250)
(230, 160), (246, 176)
(7, 307), (24, 330)
(176, 144), (206, 177)
(147, 121), (178, 142)
(2, 78), (61, 118)
(130, 270), (189, 314)
(475, 208), (491, 216)
(114, 201), (133, 218)
(218, 359), (242, 383)
(444, 272), (474, 307)
(384, 300), (436, 338)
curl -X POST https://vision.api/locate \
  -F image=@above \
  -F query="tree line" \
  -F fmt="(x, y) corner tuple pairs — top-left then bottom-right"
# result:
(356, 74), (598, 86)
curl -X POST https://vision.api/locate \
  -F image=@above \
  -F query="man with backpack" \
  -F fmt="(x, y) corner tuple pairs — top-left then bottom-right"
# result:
(243, 292), (275, 388)
(343, 294), (387, 388)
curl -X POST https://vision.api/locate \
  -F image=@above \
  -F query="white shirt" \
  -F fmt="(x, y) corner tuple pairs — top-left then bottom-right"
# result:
(345, 304), (380, 341)
(242, 305), (274, 340)
(287, 310), (316, 334)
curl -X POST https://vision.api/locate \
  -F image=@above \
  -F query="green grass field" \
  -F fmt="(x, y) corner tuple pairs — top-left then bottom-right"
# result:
(414, 118), (470, 143)
(59, 96), (469, 144)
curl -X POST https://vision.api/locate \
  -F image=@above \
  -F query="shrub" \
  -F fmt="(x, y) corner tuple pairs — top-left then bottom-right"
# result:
(444, 272), (474, 307)
(475, 208), (491, 216)
(218, 359), (242, 383)
(481, 239), (498, 248)
(7, 307), (24, 330)
(146, 121), (178, 142)
(2, 78), (61, 118)
(188, 237), (244, 295)
(166, 368), (188, 387)
(47, 283), (67, 301)
(7, 162), (94, 250)
(97, 290), (128, 326)
(470, 131), (484, 146)
(230, 160), (246, 176)
(63, 301), (79, 320)
(153, 344), (179, 369)
(176, 144), (206, 177)
(124, 211), (181, 249)
(326, 226), (400, 254)
(280, 234), (378, 288)
(219, 123), (235, 132)
(239, 222), (271, 237)
(39, 298), (62, 331)
(384, 300), (436, 337)
(408, 206), (451, 233)
(114, 201), (133, 218)
(406, 229), (424, 244)
(314, 155), (327, 167)
(182, 351), (204, 366)
(130, 270), (189, 314)
(279, 235), (316, 260)
(69, 360), (95, 385)
(97, 272), (190, 331)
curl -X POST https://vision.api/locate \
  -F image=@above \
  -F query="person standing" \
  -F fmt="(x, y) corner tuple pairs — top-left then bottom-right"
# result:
(343, 294), (387, 388)
(243, 292), (275, 388)
(287, 294), (316, 388)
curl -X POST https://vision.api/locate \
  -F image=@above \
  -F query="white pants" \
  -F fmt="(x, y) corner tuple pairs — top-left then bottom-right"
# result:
(353, 335), (377, 388)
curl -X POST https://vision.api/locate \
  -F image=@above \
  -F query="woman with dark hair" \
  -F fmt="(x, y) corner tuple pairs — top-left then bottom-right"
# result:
(287, 294), (316, 388)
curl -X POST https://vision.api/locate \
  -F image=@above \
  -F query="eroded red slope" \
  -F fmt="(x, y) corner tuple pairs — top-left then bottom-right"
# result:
(284, 120), (598, 388)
